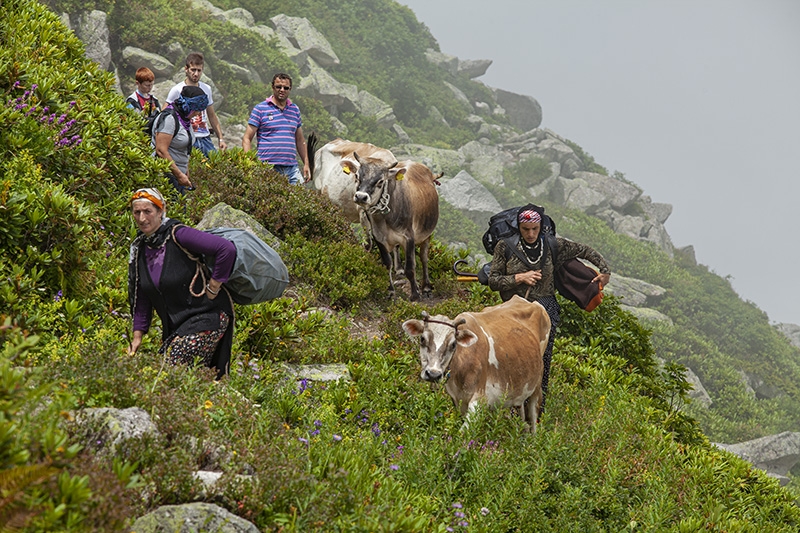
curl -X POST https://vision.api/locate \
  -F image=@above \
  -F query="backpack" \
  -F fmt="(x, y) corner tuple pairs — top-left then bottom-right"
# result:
(173, 226), (289, 305)
(462, 203), (604, 311)
(126, 94), (162, 137)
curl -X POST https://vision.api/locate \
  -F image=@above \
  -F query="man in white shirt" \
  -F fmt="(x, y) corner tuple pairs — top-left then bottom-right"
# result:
(164, 52), (227, 156)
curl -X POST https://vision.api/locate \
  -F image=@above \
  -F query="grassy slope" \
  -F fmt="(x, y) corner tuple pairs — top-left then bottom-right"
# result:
(1, 0), (799, 530)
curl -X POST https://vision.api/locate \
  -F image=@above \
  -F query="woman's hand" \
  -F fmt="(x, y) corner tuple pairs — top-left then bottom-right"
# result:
(129, 330), (144, 355)
(594, 272), (611, 287)
(515, 270), (542, 286)
(206, 278), (222, 300)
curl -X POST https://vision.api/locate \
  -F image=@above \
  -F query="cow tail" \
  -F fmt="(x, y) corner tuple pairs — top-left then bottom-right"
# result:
(307, 131), (318, 180)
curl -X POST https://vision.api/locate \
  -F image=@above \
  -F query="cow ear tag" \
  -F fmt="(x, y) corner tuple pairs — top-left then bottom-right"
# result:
(342, 166), (351, 174)
(395, 171), (405, 180)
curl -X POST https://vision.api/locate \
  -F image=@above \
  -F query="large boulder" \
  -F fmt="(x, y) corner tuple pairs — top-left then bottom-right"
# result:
(619, 305), (673, 326)
(355, 90), (396, 128)
(391, 144), (465, 177)
(271, 14), (340, 68)
(425, 48), (459, 76)
(716, 432), (800, 478)
(776, 323), (800, 349)
(437, 170), (502, 218)
(492, 88), (542, 132)
(604, 273), (666, 307)
(683, 366), (713, 408)
(571, 171), (641, 211)
(121, 47), (174, 78)
(73, 407), (158, 453)
(196, 203), (281, 250)
(294, 58), (358, 112)
(131, 502), (259, 533)
(458, 58), (493, 79)
(71, 10), (112, 70)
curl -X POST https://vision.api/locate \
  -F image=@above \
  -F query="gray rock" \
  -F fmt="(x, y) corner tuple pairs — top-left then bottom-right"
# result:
(605, 273), (666, 307)
(190, 0), (226, 20)
(683, 366), (713, 408)
(458, 58), (492, 79)
(73, 10), (112, 70)
(739, 370), (785, 400)
(638, 195), (673, 224)
(222, 7), (255, 28)
(572, 171), (642, 211)
(533, 138), (578, 166)
(159, 42), (186, 66)
(355, 90), (396, 128)
(776, 323), (800, 349)
(121, 47), (174, 78)
(390, 144), (465, 177)
(619, 304), (674, 326)
(74, 407), (158, 453)
(196, 203), (281, 250)
(443, 81), (472, 111)
(271, 14), (340, 67)
(425, 48), (458, 76)
(219, 60), (262, 85)
(675, 245), (697, 266)
(492, 88), (542, 131)
(131, 502), (259, 533)
(428, 105), (448, 126)
(295, 58), (358, 111)
(552, 175), (606, 212)
(392, 123), (411, 143)
(715, 432), (800, 477)
(437, 170), (502, 216)
(282, 363), (351, 382)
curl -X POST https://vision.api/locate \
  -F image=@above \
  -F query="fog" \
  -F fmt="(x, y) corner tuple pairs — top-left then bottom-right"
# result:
(401, 0), (800, 325)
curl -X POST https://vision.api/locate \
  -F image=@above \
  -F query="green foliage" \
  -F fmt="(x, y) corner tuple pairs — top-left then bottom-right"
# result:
(188, 148), (357, 244)
(503, 155), (552, 191)
(5, 0), (800, 529)
(564, 139), (608, 175)
(282, 233), (387, 309)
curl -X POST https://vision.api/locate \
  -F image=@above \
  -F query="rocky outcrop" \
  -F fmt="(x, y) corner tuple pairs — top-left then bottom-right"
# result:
(776, 323), (800, 349)
(683, 366), (713, 408)
(68, 10), (112, 71)
(195, 203), (281, 250)
(605, 274), (666, 308)
(73, 407), (158, 454)
(437, 170), (503, 222)
(715, 432), (800, 485)
(492, 88), (543, 132)
(131, 502), (260, 533)
(738, 370), (785, 400)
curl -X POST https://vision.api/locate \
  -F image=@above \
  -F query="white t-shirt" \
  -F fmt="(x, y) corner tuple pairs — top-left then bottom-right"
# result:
(165, 81), (214, 139)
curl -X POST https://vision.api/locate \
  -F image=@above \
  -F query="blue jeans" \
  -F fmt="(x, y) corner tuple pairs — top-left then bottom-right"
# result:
(193, 136), (216, 157)
(273, 164), (303, 185)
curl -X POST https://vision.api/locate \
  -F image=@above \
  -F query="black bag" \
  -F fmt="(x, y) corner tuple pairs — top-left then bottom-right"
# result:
(127, 95), (162, 137)
(465, 204), (604, 311)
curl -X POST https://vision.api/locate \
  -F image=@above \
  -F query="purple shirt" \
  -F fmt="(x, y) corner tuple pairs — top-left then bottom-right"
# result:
(133, 226), (236, 333)
(247, 97), (302, 165)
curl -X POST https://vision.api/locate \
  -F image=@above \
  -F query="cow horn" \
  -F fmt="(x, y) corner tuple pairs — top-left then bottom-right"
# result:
(454, 318), (467, 331)
(421, 311), (430, 321)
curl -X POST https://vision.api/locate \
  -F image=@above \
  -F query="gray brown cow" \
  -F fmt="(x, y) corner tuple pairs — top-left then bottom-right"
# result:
(402, 295), (551, 432)
(308, 134), (439, 301)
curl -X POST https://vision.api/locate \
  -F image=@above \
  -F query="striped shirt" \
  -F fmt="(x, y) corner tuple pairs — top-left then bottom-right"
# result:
(248, 97), (302, 165)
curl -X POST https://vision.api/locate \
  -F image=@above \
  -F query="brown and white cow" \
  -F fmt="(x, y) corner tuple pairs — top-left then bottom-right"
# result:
(402, 295), (551, 432)
(308, 135), (439, 301)
(308, 135), (397, 224)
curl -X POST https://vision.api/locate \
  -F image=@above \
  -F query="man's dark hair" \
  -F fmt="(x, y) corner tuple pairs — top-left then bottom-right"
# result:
(185, 52), (205, 67)
(272, 73), (293, 87)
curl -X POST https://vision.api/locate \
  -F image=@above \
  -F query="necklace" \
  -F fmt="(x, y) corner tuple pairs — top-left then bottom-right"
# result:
(521, 240), (544, 265)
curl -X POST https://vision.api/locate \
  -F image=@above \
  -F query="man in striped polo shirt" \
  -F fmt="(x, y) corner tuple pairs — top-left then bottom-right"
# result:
(242, 73), (310, 185)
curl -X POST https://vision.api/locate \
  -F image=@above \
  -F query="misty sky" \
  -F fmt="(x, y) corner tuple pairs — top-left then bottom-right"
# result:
(400, 0), (800, 326)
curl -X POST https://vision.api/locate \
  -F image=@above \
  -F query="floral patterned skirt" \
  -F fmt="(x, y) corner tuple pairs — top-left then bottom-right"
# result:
(162, 311), (230, 368)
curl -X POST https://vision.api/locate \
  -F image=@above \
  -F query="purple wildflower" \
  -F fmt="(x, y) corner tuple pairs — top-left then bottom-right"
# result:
(389, 464), (399, 471)
(332, 434), (342, 441)
(451, 502), (463, 509)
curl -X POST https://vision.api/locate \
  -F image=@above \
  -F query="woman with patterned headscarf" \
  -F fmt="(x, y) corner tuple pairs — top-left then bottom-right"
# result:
(152, 85), (209, 193)
(488, 204), (611, 418)
(127, 187), (236, 378)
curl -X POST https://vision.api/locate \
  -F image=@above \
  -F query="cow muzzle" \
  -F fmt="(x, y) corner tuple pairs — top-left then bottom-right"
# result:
(353, 191), (370, 205)
(422, 368), (443, 382)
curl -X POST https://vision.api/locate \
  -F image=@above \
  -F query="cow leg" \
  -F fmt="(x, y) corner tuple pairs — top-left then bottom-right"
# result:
(392, 246), (405, 281)
(525, 390), (542, 434)
(418, 236), (433, 298)
(375, 241), (396, 296)
(403, 237), (421, 301)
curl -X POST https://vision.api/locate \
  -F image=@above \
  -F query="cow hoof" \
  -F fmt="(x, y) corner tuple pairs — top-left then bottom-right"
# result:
(422, 287), (434, 298)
